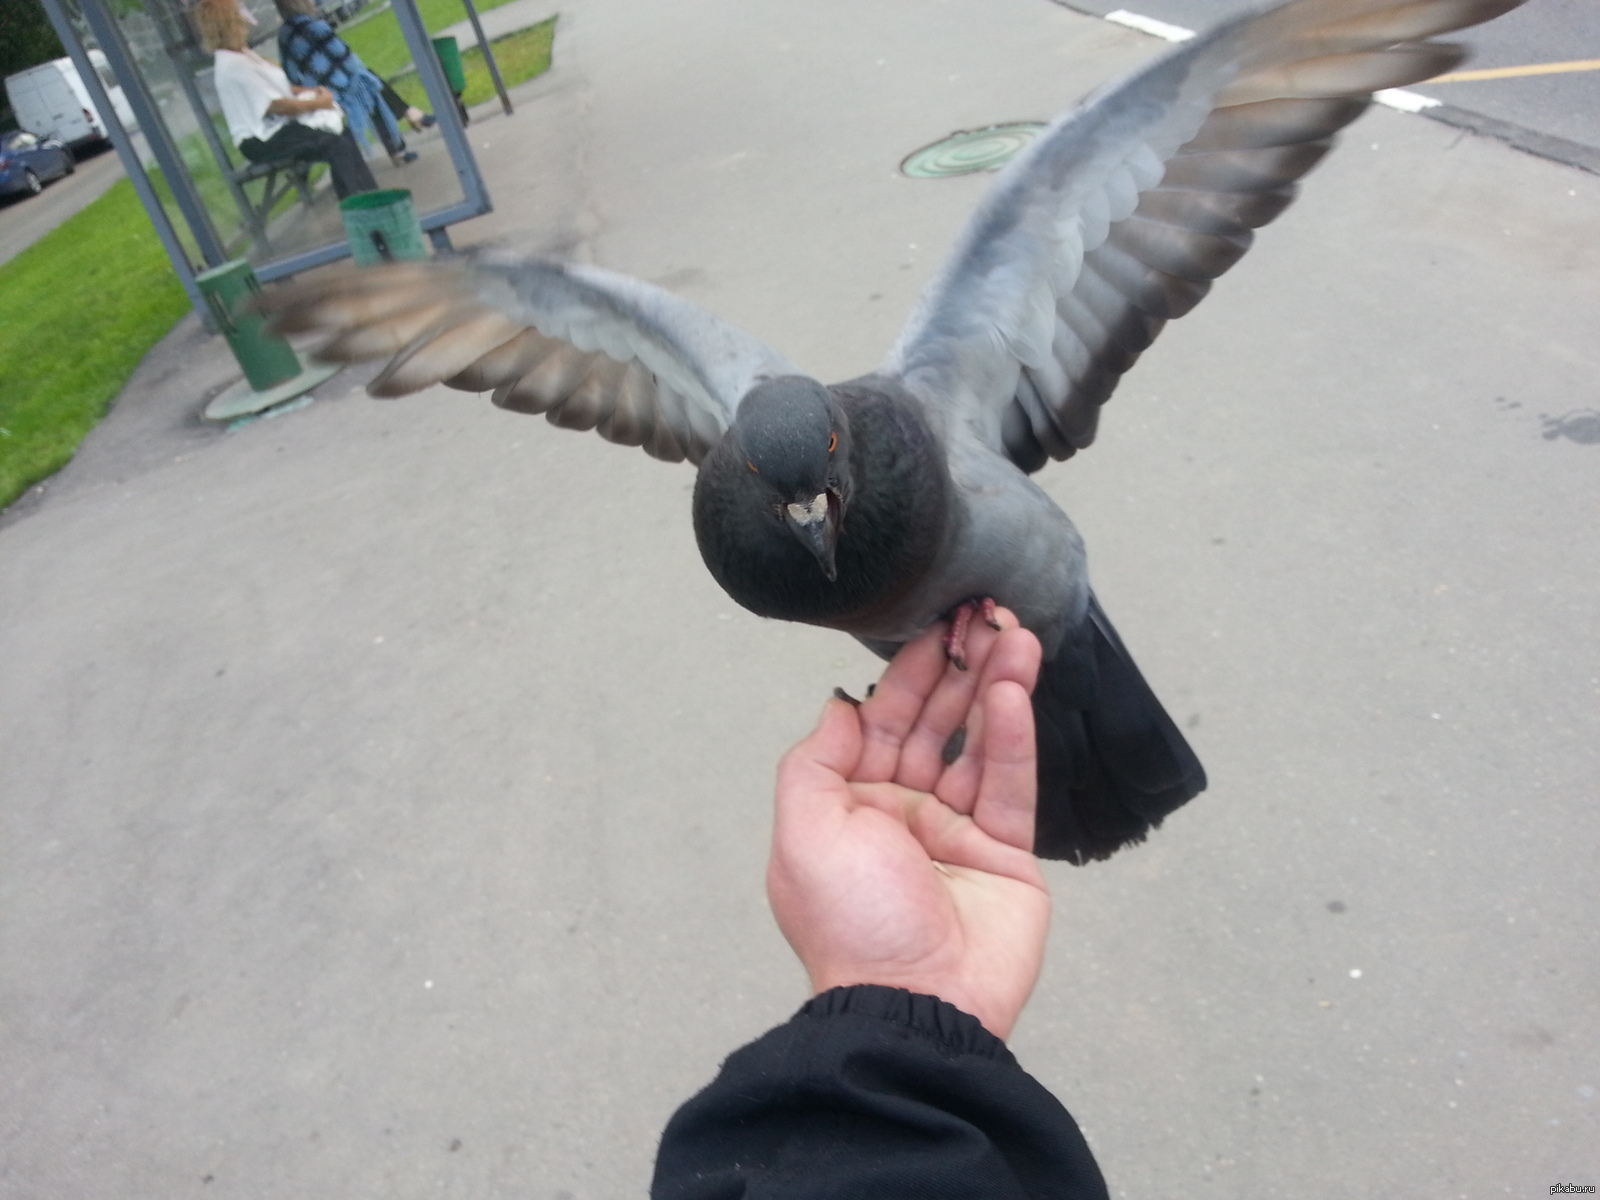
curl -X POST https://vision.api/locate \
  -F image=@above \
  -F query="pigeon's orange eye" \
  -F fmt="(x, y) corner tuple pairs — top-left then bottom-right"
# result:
(828, 432), (838, 454)
(748, 461), (759, 474)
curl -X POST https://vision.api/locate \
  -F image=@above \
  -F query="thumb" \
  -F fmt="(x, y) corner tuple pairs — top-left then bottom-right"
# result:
(775, 698), (862, 830)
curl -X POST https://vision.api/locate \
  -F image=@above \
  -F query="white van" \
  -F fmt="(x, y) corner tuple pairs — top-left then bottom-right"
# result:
(4, 50), (138, 149)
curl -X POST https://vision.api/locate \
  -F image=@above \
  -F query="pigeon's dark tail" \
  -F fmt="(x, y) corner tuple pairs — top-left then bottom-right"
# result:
(1032, 593), (1205, 863)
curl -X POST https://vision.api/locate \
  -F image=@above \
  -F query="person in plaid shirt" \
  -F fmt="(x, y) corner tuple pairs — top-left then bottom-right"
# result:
(274, 0), (435, 168)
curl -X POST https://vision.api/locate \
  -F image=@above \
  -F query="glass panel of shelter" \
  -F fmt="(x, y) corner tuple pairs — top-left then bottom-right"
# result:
(82, 0), (474, 270)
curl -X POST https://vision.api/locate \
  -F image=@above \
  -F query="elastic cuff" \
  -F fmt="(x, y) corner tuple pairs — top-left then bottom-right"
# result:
(798, 985), (1016, 1065)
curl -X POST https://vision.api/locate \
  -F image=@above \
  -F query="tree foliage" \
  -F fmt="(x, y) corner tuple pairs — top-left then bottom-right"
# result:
(0, 0), (67, 81)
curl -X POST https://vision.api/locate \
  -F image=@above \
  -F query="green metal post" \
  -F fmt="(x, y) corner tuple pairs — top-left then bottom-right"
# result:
(458, 0), (513, 116)
(196, 261), (303, 392)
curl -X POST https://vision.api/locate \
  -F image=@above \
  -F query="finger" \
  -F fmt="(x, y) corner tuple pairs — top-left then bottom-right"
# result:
(852, 625), (950, 782)
(891, 609), (1020, 793)
(935, 624), (1043, 812)
(968, 680), (1038, 853)
(774, 698), (863, 837)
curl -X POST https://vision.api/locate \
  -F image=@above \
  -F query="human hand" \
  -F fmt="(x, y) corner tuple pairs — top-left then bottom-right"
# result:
(767, 610), (1048, 1039)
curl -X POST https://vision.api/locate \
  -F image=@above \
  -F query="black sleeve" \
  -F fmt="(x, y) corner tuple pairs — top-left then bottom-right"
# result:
(652, 985), (1109, 1200)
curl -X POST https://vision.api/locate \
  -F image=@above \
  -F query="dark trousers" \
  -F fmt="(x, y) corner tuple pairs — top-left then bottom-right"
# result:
(371, 86), (406, 158)
(369, 103), (405, 158)
(369, 84), (417, 157)
(379, 83), (411, 120)
(240, 121), (376, 200)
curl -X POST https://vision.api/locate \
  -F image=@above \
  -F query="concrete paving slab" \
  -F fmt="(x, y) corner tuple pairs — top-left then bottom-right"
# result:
(2, 1), (1597, 1197)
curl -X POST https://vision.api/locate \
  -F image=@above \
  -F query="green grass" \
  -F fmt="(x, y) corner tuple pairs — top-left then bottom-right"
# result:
(390, 17), (555, 110)
(0, 179), (188, 510)
(339, 0), (525, 80)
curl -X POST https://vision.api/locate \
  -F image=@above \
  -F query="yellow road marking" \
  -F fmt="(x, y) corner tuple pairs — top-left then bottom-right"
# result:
(1429, 59), (1600, 83)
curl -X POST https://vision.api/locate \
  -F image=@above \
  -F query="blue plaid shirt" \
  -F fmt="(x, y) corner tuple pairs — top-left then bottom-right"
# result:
(277, 15), (398, 148)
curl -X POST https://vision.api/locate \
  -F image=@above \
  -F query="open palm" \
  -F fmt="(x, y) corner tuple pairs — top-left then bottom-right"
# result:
(768, 610), (1048, 1040)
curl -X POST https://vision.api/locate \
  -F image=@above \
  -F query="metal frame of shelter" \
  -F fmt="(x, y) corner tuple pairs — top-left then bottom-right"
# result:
(37, 0), (497, 320)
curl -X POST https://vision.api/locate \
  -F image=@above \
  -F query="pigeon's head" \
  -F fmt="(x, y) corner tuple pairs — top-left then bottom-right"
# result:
(732, 376), (853, 582)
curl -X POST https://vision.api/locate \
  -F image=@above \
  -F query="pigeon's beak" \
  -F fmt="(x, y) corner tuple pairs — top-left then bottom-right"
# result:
(785, 491), (839, 582)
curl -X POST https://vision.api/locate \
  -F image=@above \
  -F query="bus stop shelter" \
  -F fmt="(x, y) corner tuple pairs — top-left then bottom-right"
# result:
(38, 0), (498, 320)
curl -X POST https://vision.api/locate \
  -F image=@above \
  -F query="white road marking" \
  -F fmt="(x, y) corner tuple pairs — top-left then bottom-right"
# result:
(1104, 9), (1195, 42)
(1101, 12), (1445, 115)
(1375, 88), (1442, 113)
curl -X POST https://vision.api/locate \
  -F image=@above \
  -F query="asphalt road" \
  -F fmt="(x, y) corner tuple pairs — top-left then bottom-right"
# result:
(1062, 0), (1600, 158)
(1, 1), (1597, 1197)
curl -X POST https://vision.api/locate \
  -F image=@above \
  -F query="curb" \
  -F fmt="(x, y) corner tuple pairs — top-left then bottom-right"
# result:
(1421, 102), (1600, 177)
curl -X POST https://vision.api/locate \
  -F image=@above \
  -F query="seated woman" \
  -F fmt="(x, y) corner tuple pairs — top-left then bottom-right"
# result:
(274, 0), (435, 170)
(195, 0), (376, 201)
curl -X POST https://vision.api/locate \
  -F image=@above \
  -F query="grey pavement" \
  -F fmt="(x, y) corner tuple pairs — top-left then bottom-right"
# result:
(2, 1), (1598, 1197)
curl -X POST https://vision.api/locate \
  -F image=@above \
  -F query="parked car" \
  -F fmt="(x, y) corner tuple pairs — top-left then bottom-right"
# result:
(4, 50), (138, 150)
(0, 130), (75, 199)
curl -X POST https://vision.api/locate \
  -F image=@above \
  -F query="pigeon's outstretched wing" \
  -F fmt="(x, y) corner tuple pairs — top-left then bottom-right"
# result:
(881, 0), (1519, 472)
(261, 253), (799, 464)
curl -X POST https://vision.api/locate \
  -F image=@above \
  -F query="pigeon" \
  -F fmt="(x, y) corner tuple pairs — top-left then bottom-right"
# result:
(261, 0), (1524, 863)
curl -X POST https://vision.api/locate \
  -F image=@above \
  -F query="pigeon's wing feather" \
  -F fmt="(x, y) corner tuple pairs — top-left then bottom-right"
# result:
(881, 0), (1519, 471)
(261, 253), (800, 465)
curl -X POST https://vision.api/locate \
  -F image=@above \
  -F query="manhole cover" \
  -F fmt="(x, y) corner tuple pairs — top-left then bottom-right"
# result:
(900, 122), (1047, 178)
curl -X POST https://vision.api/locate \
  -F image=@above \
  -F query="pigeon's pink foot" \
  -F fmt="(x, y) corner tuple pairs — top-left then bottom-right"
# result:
(943, 597), (1001, 671)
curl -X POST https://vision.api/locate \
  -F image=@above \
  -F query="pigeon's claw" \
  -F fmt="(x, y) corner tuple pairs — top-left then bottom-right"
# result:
(942, 598), (999, 671)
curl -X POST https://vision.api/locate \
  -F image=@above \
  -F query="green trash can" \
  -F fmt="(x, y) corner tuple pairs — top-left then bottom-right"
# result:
(340, 188), (428, 266)
(432, 35), (467, 95)
(196, 259), (302, 392)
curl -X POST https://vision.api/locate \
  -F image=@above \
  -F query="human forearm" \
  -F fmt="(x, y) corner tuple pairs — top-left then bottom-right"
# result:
(266, 87), (332, 117)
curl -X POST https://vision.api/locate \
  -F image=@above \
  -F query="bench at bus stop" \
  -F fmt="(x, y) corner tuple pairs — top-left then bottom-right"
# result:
(228, 153), (317, 250)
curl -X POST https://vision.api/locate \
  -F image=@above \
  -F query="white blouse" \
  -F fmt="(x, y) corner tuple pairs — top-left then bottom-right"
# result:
(213, 48), (342, 146)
